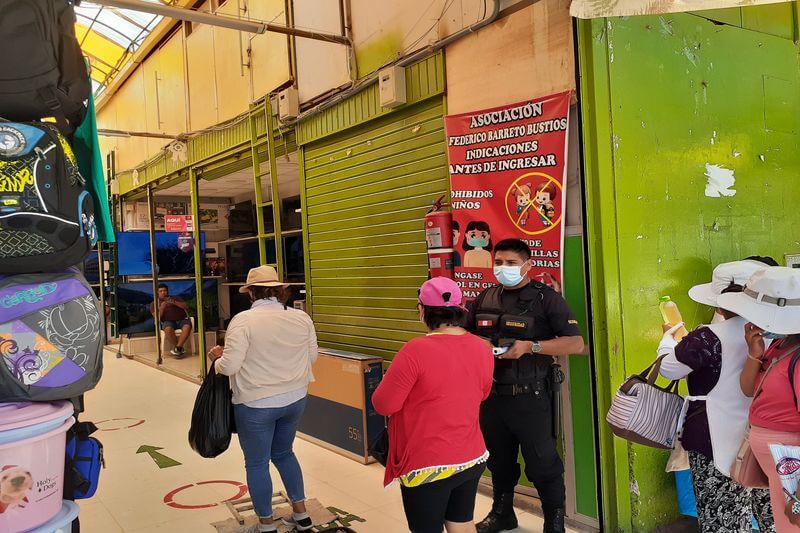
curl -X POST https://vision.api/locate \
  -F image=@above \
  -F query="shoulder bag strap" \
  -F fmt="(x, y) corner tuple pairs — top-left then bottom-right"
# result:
(754, 346), (800, 399)
(788, 348), (800, 409)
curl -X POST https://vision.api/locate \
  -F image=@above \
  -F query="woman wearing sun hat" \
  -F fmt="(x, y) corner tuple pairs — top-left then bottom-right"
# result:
(372, 277), (494, 533)
(718, 267), (800, 532)
(658, 259), (775, 532)
(207, 265), (318, 533)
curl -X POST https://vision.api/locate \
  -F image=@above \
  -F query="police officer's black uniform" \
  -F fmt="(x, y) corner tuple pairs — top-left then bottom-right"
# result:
(469, 280), (582, 533)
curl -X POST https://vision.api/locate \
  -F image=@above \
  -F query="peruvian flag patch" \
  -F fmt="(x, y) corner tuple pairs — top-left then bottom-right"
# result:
(478, 319), (493, 327)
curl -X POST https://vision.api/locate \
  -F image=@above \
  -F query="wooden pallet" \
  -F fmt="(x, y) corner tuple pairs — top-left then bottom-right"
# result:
(225, 491), (289, 525)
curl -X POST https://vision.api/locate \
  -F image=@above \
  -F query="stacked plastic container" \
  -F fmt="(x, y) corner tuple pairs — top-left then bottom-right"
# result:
(0, 402), (77, 532)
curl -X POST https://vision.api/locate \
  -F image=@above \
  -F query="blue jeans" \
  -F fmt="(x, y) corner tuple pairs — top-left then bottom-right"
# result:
(233, 398), (307, 518)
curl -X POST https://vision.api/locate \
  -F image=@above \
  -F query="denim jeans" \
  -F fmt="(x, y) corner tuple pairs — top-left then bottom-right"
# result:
(233, 397), (307, 518)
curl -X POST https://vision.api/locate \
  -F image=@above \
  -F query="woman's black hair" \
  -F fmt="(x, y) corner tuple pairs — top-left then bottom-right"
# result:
(461, 221), (493, 252)
(718, 282), (744, 318)
(421, 305), (468, 331)
(745, 255), (779, 267)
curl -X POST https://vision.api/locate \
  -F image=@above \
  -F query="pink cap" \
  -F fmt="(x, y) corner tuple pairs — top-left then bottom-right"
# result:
(419, 277), (463, 307)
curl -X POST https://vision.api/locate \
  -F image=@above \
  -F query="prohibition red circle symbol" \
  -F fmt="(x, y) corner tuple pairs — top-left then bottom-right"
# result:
(163, 480), (249, 510)
(95, 418), (146, 431)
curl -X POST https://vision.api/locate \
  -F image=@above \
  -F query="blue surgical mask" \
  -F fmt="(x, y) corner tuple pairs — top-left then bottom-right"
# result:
(468, 237), (488, 248)
(494, 265), (525, 287)
(762, 331), (788, 340)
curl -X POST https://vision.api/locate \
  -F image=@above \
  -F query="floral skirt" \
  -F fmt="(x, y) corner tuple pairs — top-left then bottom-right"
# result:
(689, 451), (775, 533)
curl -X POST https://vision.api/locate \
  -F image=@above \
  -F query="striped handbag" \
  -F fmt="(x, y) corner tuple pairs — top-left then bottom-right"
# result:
(606, 356), (683, 449)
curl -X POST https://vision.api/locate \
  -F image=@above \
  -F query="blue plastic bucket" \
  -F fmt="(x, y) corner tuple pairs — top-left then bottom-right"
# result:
(675, 470), (697, 517)
(25, 500), (79, 533)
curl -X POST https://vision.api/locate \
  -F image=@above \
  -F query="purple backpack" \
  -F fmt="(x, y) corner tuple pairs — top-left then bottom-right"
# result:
(0, 270), (103, 401)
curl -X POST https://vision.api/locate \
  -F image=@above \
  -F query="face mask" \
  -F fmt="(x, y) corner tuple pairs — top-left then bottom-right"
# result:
(762, 331), (788, 340)
(494, 265), (525, 287)
(468, 237), (488, 248)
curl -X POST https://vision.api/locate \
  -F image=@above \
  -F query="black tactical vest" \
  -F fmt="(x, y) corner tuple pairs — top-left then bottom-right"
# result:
(473, 283), (553, 385)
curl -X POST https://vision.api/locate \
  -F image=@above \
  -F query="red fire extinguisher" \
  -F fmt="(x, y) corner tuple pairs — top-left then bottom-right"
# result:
(425, 195), (454, 279)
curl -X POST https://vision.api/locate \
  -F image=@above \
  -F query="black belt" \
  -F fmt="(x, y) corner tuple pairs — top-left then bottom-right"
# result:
(491, 381), (546, 396)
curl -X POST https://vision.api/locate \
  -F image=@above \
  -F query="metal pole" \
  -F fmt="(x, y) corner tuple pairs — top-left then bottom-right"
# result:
(265, 96), (284, 278)
(147, 186), (163, 365)
(90, 0), (350, 44)
(189, 168), (208, 376)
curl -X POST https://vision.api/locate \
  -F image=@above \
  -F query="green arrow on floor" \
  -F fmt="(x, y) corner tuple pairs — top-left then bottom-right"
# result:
(136, 445), (182, 469)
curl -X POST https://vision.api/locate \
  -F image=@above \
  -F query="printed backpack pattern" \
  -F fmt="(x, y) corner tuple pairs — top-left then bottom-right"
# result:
(0, 122), (97, 274)
(0, 271), (103, 402)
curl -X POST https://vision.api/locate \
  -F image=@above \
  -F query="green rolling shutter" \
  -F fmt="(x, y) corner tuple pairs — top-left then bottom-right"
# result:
(303, 97), (448, 359)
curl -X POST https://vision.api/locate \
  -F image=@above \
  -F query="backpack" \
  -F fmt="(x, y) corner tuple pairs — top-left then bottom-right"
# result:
(0, 121), (97, 274)
(65, 421), (104, 500)
(0, 270), (104, 402)
(0, 0), (90, 131)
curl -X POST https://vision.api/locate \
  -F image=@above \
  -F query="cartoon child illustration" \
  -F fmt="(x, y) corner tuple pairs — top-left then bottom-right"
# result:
(0, 466), (32, 514)
(510, 183), (533, 227)
(462, 221), (493, 268)
(451, 220), (462, 268)
(534, 181), (557, 227)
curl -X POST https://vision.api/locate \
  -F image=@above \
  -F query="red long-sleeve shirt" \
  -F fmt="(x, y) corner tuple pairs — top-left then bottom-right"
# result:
(372, 333), (494, 487)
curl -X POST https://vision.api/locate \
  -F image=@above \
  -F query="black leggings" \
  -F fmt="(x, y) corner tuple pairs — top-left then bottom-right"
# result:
(399, 463), (485, 533)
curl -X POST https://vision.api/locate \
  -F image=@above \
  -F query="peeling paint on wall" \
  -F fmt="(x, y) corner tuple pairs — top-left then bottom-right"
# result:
(704, 164), (736, 197)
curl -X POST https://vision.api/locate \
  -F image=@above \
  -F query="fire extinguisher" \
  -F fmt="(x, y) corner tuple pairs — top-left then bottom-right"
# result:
(425, 195), (455, 279)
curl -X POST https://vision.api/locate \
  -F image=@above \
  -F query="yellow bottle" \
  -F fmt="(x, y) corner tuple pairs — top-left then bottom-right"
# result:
(660, 296), (689, 341)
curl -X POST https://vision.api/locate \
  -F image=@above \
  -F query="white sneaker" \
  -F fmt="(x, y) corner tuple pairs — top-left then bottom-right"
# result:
(282, 513), (314, 531)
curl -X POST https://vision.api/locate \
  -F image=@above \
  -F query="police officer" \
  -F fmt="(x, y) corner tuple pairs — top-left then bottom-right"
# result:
(469, 239), (584, 533)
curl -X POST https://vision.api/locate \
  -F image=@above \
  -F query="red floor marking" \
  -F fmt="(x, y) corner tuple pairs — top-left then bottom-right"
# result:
(163, 480), (248, 510)
(96, 418), (146, 431)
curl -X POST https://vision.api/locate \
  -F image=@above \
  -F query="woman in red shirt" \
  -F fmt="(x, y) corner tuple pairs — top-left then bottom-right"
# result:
(718, 267), (800, 532)
(372, 277), (494, 533)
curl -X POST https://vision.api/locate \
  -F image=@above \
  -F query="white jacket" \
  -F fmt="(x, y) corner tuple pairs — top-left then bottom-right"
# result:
(215, 298), (318, 404)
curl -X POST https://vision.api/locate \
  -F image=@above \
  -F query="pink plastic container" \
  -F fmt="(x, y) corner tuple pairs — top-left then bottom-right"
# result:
(0, 402), (74, 533)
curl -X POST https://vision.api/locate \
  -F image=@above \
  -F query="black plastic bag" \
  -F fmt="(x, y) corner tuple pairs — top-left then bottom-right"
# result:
(188, 365), (235, 458)
(368, 425), (389, 467)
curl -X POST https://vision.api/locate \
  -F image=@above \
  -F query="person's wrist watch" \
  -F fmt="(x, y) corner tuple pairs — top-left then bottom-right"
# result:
(531, 341), (542, 354)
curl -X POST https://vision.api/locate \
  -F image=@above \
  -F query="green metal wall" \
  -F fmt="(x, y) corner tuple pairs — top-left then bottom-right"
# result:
(303, 97), (449, 358)
(578, 9), (800, 532)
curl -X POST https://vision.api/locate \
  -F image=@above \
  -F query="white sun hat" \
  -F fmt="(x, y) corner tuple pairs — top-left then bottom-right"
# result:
(239, 265), (284, 293)
(717, 267), (800, 335)
(688, 260), (770, 307)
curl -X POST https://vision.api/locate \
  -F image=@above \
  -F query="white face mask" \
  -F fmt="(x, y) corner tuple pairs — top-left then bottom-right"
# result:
(494, 265), (525, 287)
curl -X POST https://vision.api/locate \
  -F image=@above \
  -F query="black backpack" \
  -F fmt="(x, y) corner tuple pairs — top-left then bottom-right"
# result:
(0, 0), (91, 131)
(0, 121), (97, 274)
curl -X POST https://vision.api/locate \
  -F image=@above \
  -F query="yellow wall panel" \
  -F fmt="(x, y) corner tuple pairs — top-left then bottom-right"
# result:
(142, 47), (161, 157)
(186, 24), (219, 130)
(113, 69), (149, 170)
(248, 0), (291, 98)
(157, 33), (189, 135)
(445, 0), (575, 114)
(214, 0), (251, 121)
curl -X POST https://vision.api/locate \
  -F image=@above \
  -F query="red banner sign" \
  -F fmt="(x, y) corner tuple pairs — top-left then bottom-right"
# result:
(444, 92), (571, 299)
(164, 214), (194, 233)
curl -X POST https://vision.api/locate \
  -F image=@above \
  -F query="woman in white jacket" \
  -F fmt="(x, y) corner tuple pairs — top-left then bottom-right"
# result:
(208, 266), (318, 533)
(659, 260), (775, 532)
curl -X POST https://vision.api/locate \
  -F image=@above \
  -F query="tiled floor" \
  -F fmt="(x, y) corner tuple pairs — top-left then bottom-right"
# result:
(77, 350), (580, 532)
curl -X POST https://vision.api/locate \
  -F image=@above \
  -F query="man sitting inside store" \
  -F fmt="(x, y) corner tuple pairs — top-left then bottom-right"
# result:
(150, 284), (193, 357)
